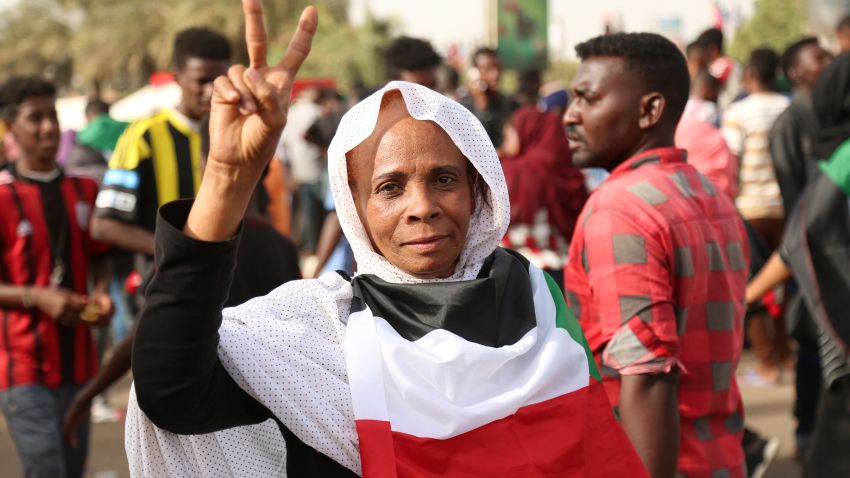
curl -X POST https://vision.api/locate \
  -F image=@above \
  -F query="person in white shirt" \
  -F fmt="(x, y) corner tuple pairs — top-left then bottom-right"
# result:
(722, 48), (789, 248)
(281, 88), (323, 252)
(721, 47), (793, 389)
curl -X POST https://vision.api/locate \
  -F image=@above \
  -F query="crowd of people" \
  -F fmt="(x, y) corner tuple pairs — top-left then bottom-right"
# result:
(1, 2), (850, 477)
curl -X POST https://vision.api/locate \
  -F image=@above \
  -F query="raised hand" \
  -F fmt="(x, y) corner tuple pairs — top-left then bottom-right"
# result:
(186, 0), (318, 241)
(207, 1), (317, 174)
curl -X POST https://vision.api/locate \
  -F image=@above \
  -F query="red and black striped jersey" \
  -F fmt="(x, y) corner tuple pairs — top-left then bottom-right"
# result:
(0, 167), (109, 390)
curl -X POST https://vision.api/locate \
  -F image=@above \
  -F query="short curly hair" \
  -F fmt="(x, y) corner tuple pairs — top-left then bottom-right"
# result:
(696, 28), (724, 53)
(172, 27), (232, 70)
(575, 32), (690, 126)
(781, 37), (818, 80)
(0, 76), (56, 122)
(747, 47), (780, 90)
(384, 36), (442, 80)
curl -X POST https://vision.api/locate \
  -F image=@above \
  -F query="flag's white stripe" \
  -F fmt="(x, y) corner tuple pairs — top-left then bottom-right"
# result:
(344, 264), (590, 439)
(345, 307), (391, 423)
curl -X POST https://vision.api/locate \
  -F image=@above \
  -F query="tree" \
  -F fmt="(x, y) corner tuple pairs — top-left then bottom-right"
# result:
(729, 0), (808, 62)
(67, 0), (299, 91)
(270, 5), (394, 91)
(0, 0), (385, 95)
(0, 0), (73, 86)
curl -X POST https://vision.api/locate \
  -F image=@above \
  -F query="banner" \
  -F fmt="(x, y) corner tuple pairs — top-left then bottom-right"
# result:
(497, 0), (548, 70)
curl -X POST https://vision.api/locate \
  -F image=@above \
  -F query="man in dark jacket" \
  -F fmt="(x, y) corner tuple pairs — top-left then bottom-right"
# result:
(770, 37), (832, 213)
(766, 36), (834, 460)
(748, 52), (850, 477)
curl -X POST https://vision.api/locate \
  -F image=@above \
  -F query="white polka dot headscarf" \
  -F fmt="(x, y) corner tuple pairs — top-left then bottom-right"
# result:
(328, 81), (511, 283)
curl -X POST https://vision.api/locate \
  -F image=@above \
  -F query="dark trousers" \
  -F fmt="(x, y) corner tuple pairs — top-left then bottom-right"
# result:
(804, 377), (850, 477)
(794, 348), (821, 447)
(293, 182), (323, 253)
(744, 219), (792, 370)
(0, 383), (90, 478)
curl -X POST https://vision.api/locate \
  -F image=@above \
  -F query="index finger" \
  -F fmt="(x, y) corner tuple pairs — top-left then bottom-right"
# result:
(243, 0), (268, 69)
(271, 6), (318, 89)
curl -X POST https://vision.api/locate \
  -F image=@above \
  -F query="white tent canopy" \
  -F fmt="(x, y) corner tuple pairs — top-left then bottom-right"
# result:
(55, 95), (88, 132)
(55, 82), (181, 132)
(110, 82), (181, 123)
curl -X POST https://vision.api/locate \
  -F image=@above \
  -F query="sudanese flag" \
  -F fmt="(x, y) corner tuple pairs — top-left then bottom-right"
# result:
(345, 248), (649, 477)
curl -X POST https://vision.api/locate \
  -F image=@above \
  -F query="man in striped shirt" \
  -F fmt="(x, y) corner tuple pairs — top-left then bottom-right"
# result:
(721, 48), (789, 249)
(92, 28), (231, 282)
(721, 48), (793, 388)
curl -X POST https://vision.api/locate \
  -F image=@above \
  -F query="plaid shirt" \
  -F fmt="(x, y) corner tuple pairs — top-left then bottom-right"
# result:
(564, 148), (748, 477)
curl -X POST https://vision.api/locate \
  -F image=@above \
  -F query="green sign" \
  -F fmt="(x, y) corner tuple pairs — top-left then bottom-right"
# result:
(497, 0), (548, 70)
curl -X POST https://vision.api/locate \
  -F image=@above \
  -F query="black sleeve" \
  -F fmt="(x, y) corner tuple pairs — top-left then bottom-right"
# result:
(227, 223), (302, 307)
(131, 199), (272, 434)
(769, 108), (806, 214)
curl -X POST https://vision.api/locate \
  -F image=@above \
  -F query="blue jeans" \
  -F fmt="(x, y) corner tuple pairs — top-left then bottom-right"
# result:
(0, 383), (90, 478)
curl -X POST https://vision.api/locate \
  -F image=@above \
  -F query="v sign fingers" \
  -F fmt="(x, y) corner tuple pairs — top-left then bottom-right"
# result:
(185, 3), (318, 243)
(243, 0), (268, 70)
(206, 4), (318, 173)
(268, 6), (318, 92)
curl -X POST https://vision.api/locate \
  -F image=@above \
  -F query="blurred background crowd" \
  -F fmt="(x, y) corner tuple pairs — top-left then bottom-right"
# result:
(2, 0), (850, 477)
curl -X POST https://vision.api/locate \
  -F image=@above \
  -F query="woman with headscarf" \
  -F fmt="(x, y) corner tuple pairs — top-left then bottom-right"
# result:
(499, 106), (588, 286)
(745, 52), (850, 477)
(124, 3), (648, 477)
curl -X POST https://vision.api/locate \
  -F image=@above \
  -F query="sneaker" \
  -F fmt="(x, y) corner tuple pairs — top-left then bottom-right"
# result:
(90, 400), (125, 424)
(746, 435), (780, 478)
(739, 368), (781, 388)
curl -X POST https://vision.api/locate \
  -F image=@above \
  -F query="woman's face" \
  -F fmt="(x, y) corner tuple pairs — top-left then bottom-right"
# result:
(348, 96), (475, 279)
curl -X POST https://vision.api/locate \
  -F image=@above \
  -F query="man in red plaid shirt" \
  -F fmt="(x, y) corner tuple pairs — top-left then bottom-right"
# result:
(563, 33), (749, 478)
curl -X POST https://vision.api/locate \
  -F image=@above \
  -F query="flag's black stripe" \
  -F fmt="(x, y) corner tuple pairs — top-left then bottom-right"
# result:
(351, 248), (536, 347)
(270, 417), (358, 477)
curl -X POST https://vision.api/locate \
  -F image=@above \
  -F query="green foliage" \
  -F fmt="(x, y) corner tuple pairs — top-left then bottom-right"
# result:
(268, 5), (394, 93)
(0, 0), (73, 85)
(729, 0), (808, 62)
(0, 0), (388, 96)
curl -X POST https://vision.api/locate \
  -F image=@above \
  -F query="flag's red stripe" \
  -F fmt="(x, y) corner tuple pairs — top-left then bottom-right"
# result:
(356, 381), (649, 477)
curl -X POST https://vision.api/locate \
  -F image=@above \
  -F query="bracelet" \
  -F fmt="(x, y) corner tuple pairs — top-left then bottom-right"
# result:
(21, 287), (32, 309)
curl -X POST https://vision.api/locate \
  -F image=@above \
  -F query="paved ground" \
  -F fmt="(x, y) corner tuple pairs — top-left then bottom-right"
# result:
(739, 373), (801, 478)
(0, 355), (805, 477)
(0, 375), (133, 478)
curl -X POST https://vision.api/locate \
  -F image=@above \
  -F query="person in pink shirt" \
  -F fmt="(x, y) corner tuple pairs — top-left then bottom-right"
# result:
(676, 69), (738, 201)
